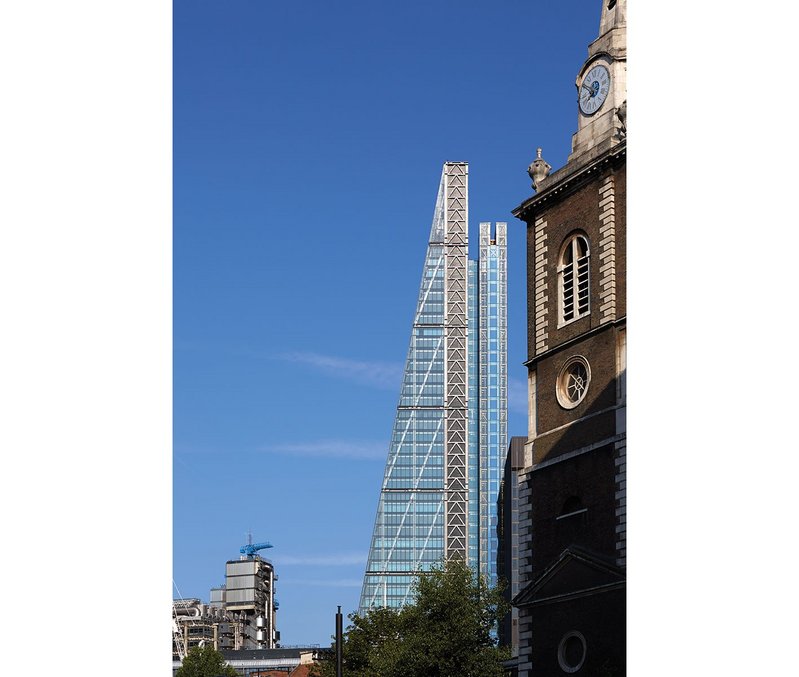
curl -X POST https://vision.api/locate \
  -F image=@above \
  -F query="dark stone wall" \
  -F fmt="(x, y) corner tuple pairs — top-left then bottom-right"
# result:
(532, 328), (620, 465)
(497, 454), (513, 647)
(529, 586), (626, 677)
(498, 437), (525, 650)
(528, 443), (617, 574)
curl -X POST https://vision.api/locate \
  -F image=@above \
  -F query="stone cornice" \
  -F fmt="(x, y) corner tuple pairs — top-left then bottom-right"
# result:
(523, 315), (626, 368)
(512, 141), (626, 223)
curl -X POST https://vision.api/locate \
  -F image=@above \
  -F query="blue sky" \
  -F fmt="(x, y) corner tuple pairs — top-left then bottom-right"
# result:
(174, 0), (603, 646)
(4, 1), (797, 673)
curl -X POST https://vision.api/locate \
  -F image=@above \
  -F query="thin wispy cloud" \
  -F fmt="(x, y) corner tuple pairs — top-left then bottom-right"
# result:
(279, 351), (403, 390)
(264, 439), (387, 461)
(277, 553), (366, 566)
(508, 376), (528, 415)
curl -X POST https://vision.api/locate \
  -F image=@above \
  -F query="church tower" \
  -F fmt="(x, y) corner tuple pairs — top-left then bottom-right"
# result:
(511, 2), (626, 675)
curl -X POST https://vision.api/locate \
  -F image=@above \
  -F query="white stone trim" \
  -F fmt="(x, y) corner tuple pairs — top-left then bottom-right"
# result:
(534, 217), (549, 354)
(614, 438), (626, 568)
(556, 354), (592, 410)
(556, 233), (591, 328)
(527, 371), (537, 441)
(518, 605), (534, 677)
(598, 175), (616, 325)
(556, 507), (588, 520)
(558, 631), (587, 673)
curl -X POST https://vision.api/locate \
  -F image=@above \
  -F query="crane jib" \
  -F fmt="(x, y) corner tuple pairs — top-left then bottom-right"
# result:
(240, 541), (274, 557)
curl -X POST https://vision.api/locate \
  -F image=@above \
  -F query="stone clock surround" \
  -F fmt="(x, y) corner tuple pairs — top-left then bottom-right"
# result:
(569, 0), (626, 167)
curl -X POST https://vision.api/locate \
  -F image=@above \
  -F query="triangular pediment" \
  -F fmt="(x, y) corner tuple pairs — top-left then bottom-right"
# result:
(513, 546), (625, 607)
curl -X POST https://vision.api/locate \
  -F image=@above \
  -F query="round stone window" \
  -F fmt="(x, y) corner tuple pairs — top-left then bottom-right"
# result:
(557, 630), (587, 673)
(556, 356), (591, 409)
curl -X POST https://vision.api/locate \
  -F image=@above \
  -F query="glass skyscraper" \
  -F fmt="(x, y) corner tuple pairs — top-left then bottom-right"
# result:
(359, 162), (507, 611)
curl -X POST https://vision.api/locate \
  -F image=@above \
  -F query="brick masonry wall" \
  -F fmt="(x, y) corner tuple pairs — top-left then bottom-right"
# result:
(525, 162), (626, 361)
(532, 329), (619, 465)
(529, 444), (617, 573)
(528, 586), (626, 677)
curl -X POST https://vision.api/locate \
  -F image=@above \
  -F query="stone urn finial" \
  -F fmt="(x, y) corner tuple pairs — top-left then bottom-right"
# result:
(616, 99), (627, 138)
(527, 147), (551, 191)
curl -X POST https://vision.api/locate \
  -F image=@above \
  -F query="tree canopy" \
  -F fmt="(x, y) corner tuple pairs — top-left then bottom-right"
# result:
(175, 644), (238, 677)
(312, 558), (509, 677)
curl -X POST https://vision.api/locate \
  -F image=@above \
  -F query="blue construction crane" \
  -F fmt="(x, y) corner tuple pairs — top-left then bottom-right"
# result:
(240, 540), (273, 558)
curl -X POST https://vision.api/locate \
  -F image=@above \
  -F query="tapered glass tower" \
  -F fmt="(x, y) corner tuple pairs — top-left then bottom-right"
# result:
(359, 162), (507, 611)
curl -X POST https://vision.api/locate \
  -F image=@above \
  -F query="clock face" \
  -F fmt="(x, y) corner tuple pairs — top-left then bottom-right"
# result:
(579, 63), (611, 115)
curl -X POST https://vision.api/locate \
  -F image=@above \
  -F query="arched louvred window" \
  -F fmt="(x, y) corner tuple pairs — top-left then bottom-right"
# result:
(556, 495), (587, 525)
(560, 496), (584, 516)
(559, 234), (590, 324)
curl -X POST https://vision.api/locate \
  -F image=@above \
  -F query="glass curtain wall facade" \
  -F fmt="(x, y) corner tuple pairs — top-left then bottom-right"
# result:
(359, 163), (508, 611)
(478, 221), (508, 589)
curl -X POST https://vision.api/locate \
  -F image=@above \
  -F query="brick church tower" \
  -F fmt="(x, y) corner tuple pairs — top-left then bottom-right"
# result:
(511, 2), (626, 675)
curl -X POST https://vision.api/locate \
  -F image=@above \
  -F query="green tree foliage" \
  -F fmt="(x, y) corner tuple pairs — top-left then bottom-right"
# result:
(175, 644), (238, 677)
(311, 559), (510, 677)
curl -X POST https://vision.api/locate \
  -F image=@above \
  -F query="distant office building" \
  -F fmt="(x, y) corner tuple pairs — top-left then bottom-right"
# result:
(497, 436), (526, 656)
(209, 585), (226, 609)
(360, 162), (508, 611)
(223, 554), (279, 649)
(172, 598), (243, 660)
(174, 546), (280, 660)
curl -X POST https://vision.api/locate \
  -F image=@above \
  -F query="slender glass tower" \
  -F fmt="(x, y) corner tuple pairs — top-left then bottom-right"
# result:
(359, 162), (507, 611)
